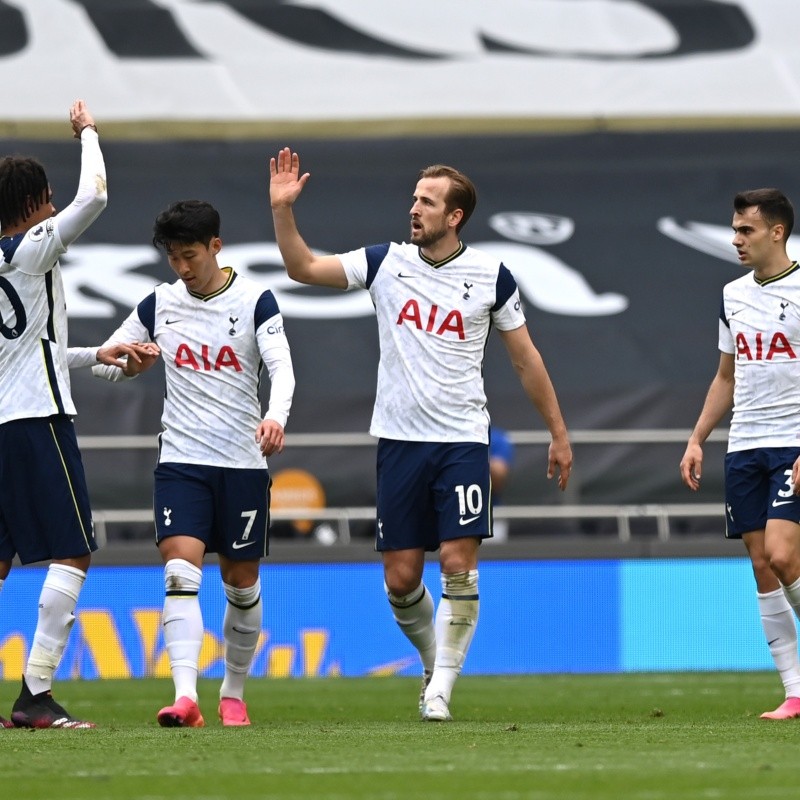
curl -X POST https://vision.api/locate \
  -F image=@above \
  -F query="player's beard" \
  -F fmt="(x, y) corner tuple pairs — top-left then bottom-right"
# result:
(410, 219), (448, 249)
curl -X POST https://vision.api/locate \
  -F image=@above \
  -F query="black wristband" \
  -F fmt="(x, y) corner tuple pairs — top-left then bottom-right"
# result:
(74, 123), (98, 139)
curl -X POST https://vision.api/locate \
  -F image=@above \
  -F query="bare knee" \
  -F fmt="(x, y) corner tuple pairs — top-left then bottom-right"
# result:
(439, 537), (479, 575)
(383, 550), (424, 597)
(219, 558), (260, 589)
(768, 548), (800, 585)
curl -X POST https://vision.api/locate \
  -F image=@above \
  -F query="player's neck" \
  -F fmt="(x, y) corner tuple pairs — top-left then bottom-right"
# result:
(195, 266), (230, 296)
(420, 237), (462, 265)
(753, 255), (794, 281)
(2, 211), (47, 237)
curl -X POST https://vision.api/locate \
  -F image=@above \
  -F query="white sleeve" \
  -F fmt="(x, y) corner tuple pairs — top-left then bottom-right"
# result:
(100, 306), (152, 347)
(91, 362), (131, 382)
(338, 247), (369, 290)
(257, 313), (295, 429)
(491, 286), (527, 332)
(718, 316), (734, 354)
(68, 344), (131, 382)
(88, 307), (152, 381)
(55, 128), (108, 247)
(11, 130), (108, 277)
(67, 346), (100, 369)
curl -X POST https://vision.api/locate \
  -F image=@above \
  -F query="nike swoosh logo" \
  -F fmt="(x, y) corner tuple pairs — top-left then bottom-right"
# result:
(458, 515), (480, 526)
(165, 318), (181, 325)
(231, 540), (257, 549)
(729, 309), (742, 316)
(772, 499), (795, 507)
(397, 273), (414, 279)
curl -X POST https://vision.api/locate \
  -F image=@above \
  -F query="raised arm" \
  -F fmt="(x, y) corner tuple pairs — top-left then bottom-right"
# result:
(498, 325), (572, 490)
(269, 147), (348, 289)
(679, 352), (734, 491)
(57, 99), (108, 246)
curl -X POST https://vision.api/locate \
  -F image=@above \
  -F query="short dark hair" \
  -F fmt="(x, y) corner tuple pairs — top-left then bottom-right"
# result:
(418, 164), (477, 233)
(0, 156), (49, 229)
(734, 188), (794, 240)
(152, 200), (220, 250)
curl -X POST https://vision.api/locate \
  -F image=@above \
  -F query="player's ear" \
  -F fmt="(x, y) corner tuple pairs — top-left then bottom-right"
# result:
(210, 236), (222, 255)
(449, 207), (463, 230)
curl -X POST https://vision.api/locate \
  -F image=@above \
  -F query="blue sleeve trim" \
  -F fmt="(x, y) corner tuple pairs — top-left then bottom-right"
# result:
(492, 264), (518, 312)
(137, 293), (156, 339)
(719, 295), (728, 328)
(364, 243), (390, 290)
(255, 290), (280, 328)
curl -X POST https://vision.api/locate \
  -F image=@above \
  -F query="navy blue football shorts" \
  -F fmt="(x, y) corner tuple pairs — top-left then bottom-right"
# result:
(375, 438), (491, 552)
(154, 462), (270, 560)
(0, 415), (96, 564)
(724, 447), (800, 538)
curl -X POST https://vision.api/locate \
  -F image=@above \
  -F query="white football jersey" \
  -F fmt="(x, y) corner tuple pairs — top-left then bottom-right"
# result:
(0, 130), (107, 424)
(339, 241), (526, 443)
(102, 268), (294, 468)
(719, 262), (800, 451)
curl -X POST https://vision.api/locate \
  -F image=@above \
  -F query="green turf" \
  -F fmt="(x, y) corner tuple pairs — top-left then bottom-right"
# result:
(1, 673), (797, 800)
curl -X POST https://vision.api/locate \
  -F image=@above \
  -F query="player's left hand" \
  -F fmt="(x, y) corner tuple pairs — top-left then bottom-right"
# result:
(97, 342), (160, 376)
(70, 99), (96, 138)
(547, 437), (573, 491)
(256, 419), (285, 457)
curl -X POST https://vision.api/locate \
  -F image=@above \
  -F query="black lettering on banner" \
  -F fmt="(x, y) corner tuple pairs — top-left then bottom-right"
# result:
(0, 1), (757, 62)
(71, 0), (201, 58)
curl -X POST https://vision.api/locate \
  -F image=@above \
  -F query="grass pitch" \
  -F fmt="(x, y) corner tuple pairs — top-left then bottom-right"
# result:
(1, 673), (797, 800)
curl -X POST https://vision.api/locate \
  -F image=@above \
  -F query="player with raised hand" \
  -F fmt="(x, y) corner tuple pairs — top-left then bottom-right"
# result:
(270, 147), (572, 721)
(0, 99), (145, 729)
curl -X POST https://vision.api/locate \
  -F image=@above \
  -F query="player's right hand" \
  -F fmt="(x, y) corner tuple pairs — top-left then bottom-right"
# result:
(269, 147), (310, 208)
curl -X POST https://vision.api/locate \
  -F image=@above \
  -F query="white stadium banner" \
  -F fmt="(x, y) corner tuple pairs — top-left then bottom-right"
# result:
(1, 0), (799, 125)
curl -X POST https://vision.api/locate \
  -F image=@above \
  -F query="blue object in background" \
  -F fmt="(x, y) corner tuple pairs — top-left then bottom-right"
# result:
(0, 558), (769, 681)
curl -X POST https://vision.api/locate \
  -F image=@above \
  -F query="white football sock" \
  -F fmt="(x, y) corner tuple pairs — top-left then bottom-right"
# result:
(162, 559), (203, 703)
(220, 579), (262, 701)
(426, 570), (479, 704)
(386, 581), (436, 674)
(759, 587), (800, 698)
(25, 564), (85, 695)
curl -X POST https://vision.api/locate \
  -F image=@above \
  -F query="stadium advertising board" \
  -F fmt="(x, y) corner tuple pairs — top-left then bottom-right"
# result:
(0, 559), (768, 680)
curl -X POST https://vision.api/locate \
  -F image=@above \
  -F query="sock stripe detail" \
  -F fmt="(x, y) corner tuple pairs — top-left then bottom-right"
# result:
(228, 594), (261, 611)
(388, 586), (427, 609)
(441, 592), (479, 601)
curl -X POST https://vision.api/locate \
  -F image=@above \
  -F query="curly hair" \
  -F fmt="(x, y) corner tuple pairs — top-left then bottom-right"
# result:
(0, 156), (49, 229)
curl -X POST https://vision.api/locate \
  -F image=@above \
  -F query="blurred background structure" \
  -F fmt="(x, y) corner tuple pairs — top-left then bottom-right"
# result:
(4, 0), (800, 552)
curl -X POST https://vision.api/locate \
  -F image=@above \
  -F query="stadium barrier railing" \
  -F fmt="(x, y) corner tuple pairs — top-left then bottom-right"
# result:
(82, 429), (729, 546)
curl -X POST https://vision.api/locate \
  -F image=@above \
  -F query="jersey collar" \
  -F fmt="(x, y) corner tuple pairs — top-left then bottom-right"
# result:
(418, 241), (465, 269)
(188, 266), (236, 301)
(754, 261), (799, 286)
